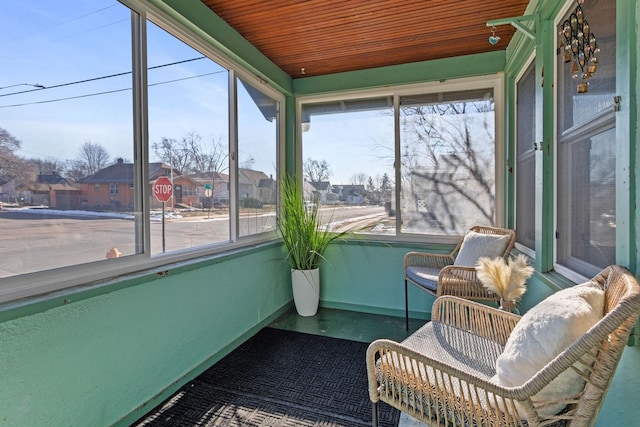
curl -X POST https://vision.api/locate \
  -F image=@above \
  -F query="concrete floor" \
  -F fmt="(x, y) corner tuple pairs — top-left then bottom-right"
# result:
(269, 306), (426, 343)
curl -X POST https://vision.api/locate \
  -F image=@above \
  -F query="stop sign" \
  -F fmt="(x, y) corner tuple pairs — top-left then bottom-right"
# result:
(153, 176), (173, 202)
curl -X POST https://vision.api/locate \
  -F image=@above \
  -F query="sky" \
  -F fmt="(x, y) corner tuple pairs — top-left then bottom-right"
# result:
(1, 1), (133, 160)
(0, 0), (275, 177)
(302, 108), (395, 185)
(0, 1), (494, 187)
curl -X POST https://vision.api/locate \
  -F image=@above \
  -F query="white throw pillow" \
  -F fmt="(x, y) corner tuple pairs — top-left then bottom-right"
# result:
(453, 230), (510, 266)
(491, 281), (605, 419)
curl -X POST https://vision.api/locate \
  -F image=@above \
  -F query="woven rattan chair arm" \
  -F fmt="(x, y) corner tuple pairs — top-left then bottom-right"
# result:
(404, 251), (454, 269)
(366, 338), (511, 396)
(431, 296), (520, 345)
(437, 265), (499, 301)
(366, 338), (533, 425)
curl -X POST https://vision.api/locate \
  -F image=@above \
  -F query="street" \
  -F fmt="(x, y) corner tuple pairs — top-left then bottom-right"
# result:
(0, 205), (386, 278)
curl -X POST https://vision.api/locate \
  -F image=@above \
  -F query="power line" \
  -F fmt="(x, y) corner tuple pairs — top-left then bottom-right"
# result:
(0, 56), (207, 98)
(0, 4), (118, 46)
(2, 18), (129, 63)
(1, 87), (130, 108)
(0, 83), (45, 90)
(14, 149), (69, 162)
(0, 70), (227, 109)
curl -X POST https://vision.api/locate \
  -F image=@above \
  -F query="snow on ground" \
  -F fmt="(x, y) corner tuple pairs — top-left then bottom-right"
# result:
(4, 206), (135, 220)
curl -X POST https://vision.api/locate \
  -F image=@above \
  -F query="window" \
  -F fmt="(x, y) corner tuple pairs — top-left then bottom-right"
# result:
(300, 97), (395, 234)
(515, 60), (536, 252)
(399, 89), (496, 235)
(555, 0), (616, 279)
(236, 77), (278, 237)
(146, 20), (231, 253)
(0, 1), (282, 300)
(299, 77), (502, 239)
(0, 0), (136, 274)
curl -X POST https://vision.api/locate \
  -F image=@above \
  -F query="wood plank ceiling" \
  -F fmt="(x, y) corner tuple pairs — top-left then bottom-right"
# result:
(200, 0), (530, 78)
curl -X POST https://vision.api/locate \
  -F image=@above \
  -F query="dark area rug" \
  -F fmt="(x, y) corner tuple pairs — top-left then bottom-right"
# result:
(133, 327), (399, 426)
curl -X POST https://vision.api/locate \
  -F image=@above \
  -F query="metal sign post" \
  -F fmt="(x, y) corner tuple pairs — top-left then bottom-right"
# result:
(204, 183), (212, 219)
(154, 177), (173, 253)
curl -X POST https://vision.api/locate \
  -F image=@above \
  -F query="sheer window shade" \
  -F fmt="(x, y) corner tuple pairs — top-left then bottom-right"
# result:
(515, 60), (536, 251)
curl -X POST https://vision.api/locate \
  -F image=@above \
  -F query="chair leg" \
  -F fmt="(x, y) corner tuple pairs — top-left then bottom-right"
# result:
(372, 401), (379, 427)
(405, 279), (409, 331)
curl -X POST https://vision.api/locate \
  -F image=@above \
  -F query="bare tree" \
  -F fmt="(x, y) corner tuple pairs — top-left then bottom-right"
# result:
(64, 159), (88, 182)
(186, 133), (230, 207)
(189, 134), (228, 174)
(303, 158), (331, 183)
(154, 132), (228, 175)
(0, 127), (22, 176)
(208, 138), (229, 172)
(78, 142), (110, 177)
(239, 156), (255, 170)
(27, 158), (65, 176)
(0, 128), (32, 203)
(152, 137), (191, 174)
(182, 132), (203, 171)
(349, 172), (367, 185)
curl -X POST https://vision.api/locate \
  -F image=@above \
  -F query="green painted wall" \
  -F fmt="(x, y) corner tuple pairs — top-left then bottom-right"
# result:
(1, 0), (639, 426)
(0, 245), (292, 425)
(321, 241), (437, 320)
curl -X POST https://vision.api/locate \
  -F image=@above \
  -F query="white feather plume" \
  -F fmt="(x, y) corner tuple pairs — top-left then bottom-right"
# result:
(476, 254), (533, 301)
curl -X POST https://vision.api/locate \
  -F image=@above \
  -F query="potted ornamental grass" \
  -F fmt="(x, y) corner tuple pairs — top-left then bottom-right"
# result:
(278, 176), (344, 316)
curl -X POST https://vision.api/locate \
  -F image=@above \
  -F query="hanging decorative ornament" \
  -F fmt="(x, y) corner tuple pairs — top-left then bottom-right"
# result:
(559, 0), (599, 93)
(488, 26), (501, 45)
(571, 60), (579, 79)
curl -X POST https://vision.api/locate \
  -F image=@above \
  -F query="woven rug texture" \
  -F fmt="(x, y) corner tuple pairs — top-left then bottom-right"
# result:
(133, 327), (399, 426)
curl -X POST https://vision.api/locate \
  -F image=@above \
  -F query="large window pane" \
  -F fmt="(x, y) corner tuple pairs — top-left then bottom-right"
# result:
(0, 2), (284, 301)
(515, 60), (536, 251)
(147, 21), (230, 253)
(557, 126), (616, 275)
(399, 89), (496, 235)
(236, 77), (278, 237)
(0, 0), (135, 277)
(300, 98), (394, 235)
(556, 0), (616, 277)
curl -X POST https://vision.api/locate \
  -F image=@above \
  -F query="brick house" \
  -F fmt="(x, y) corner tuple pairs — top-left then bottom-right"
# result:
(2, 173), (81, 209)
(80, 159), (176, 210)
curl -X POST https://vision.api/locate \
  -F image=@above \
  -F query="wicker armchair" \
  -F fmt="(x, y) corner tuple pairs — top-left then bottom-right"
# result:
(368, 265), (640, 427)
(404, 225), (516, 330)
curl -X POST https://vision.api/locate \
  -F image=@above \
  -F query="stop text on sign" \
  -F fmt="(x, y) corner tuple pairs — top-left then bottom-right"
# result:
(155, 183), (172, 193)
(154, 177), (173, 202)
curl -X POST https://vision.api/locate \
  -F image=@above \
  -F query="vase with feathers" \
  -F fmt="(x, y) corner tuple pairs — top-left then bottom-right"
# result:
(475, 254), (534, 313)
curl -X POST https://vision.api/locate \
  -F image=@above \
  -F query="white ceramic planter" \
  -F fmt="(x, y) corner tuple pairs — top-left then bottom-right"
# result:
(291, 268), (320, 317)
